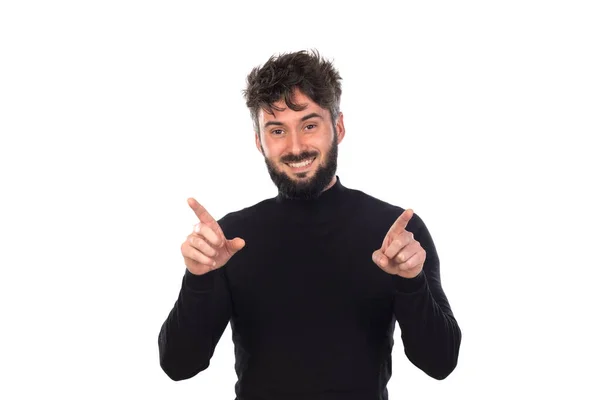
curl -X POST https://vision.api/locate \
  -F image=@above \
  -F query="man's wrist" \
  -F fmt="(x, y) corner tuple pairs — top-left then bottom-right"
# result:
(393, 269), (426, 293)
(184, 268), (215, 293)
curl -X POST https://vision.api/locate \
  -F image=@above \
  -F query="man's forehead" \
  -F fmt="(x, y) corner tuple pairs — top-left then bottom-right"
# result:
(259, 100), (326, 123)
(259, 105), (323, 120)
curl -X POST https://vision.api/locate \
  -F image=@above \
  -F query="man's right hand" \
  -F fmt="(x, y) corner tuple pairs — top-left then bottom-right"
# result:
(181, 198), (245, 276)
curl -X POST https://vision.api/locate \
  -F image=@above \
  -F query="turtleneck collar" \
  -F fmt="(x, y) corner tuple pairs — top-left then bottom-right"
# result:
(275, 175), (344, 203)
(272, 175), (355, 230)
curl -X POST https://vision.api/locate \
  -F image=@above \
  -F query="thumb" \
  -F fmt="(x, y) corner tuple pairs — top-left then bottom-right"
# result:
(227, 237), (246, 254)
(372, 250), (389, 268)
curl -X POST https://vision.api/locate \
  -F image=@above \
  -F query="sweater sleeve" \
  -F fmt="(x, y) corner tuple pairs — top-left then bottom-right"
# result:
(392, 213), (462, 380)
(158, 266), (232, 381)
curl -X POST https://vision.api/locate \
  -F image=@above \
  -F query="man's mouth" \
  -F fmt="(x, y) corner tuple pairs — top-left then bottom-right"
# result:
(285, 157), (316, 171)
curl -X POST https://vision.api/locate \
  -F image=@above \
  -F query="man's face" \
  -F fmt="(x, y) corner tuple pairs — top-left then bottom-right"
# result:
(255, 89), (345, 200)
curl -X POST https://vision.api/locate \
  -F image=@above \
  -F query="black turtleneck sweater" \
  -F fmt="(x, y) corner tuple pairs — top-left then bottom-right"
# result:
(158, 176), (461, 399)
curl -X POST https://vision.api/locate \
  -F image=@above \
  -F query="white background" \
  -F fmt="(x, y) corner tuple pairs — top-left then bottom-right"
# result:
(1, 1), (599, 399)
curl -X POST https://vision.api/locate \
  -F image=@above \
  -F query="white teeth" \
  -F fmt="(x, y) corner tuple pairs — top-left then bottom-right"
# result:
(288, 158), (314, 168)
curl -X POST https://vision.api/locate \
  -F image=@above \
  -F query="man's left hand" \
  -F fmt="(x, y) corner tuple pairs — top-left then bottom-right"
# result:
(372, 209), (425, 279)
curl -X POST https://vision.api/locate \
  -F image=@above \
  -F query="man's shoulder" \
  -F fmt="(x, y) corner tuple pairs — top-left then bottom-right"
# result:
(346, 186), (405, 214)
(216, 196), (277, 232)
(346, 186), (426, 231)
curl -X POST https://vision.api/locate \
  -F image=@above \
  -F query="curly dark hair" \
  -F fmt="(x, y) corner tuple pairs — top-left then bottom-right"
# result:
(243, 49), (343, 134)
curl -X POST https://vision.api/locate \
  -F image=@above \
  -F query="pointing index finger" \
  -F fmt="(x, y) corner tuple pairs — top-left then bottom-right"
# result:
(187, 197), (217, 224)
(386, 208), (414, 237)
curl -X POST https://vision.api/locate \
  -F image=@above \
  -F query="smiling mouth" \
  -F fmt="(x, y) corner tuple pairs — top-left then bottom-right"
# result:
(285, 157), (316, 170)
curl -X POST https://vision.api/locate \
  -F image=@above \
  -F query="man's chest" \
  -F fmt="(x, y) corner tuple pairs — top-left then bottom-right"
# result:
(224, 224), (396, 331)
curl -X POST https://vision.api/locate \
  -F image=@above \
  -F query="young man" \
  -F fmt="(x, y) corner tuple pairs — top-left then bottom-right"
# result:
(158, 50), (461, 399)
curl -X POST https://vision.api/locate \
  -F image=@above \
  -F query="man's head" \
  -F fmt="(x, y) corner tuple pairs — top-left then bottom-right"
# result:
(243, 50), (345, 200)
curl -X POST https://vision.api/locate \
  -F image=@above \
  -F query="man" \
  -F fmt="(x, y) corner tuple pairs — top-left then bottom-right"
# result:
(158, 50), (461, 399)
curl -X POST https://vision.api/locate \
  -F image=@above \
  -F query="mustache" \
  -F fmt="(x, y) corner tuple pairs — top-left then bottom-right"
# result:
(280, 152), (318, 163)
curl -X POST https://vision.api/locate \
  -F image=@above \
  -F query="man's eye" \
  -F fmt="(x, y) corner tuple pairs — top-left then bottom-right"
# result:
(305, 124), (316, 130)
(272, 129), (284, 135)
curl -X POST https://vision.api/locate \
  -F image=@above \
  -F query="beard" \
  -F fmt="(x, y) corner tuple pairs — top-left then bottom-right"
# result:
(263, 135), (338, 200)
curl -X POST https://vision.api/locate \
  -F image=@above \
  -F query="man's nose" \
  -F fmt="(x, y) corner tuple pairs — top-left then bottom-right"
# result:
(288, 131), (305, 155)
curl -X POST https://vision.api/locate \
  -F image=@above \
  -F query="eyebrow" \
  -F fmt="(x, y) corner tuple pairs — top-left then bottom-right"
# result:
(263, 112), (324, 129)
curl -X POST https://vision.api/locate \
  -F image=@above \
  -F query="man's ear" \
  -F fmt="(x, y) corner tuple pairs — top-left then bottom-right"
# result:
(335, 112), (346, 144)
(255, 132), (263, 155)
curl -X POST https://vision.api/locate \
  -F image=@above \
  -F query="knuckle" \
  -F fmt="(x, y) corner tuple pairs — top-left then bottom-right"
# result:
(200, 255), (211, 266)
(204, 254), (216, 266)
(201, 239), (216, 256)
(196, 248), (207, 259)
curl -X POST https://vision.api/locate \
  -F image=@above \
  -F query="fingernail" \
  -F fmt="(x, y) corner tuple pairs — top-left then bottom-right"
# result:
(194, 224), (200, 233)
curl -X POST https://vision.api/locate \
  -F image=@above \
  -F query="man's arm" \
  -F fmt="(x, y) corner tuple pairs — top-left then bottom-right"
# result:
(158, 200), (244, 381)
(158, 267), (232, 381)
(392, 214), (462, 380)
